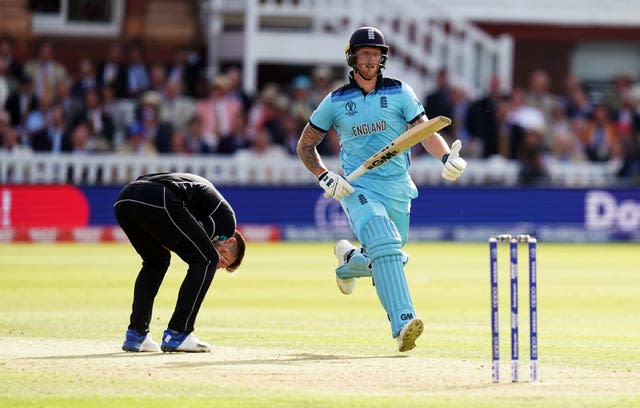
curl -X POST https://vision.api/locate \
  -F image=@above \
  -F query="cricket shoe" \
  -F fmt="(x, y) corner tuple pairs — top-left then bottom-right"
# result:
(161, 329), (211, 353)
(122, 329), (160, 352)
(395, 317), (424, 352)
(334, 239), (357, 295)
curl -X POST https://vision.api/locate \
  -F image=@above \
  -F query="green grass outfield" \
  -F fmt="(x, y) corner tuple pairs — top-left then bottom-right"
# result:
(0, 242), (639, 407)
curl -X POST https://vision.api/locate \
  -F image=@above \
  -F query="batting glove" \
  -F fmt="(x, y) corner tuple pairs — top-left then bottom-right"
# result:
(441, 140), (467, 182)
(318, 170), (354, 201)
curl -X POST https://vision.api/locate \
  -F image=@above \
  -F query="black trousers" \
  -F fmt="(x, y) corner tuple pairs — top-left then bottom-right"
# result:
(114, 181), (218, 334)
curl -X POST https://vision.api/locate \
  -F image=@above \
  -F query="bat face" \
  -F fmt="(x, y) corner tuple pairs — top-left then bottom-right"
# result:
(346, 115), (452, 182)
(365, 145), (401, 170)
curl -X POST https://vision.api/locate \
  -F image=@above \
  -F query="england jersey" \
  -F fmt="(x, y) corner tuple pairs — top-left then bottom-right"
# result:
(309, 73), (425, 200)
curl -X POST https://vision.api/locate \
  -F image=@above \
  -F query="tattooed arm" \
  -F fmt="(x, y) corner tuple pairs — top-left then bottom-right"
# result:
(296, 123), (330, 177)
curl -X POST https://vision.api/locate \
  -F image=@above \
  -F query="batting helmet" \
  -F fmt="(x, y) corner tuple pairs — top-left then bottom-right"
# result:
(345, 26), (389, 70)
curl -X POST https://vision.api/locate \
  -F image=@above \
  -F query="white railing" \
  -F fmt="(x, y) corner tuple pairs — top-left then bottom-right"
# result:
(0, 151), (622, 187)
(200, 0), (513, 99)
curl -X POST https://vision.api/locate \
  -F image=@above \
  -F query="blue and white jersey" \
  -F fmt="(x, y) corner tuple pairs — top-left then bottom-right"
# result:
(309, 73), (425, 200)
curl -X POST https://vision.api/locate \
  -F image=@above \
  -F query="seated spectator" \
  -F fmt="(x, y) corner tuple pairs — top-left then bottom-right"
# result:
(148, 63), (167, 94)
(73, 88), (115, 150)
(195, 74), (242, 147)
(159, 80), (194, 130)
(217, 111), (250, 155)
(289, 75), (313, 126)
(0, 37), (24, 81)
(54, 77), (83, 122)
(518, 123), (550, 185)
(24, 41), (68, 99)
(117, 121), (157, 155)
(30, 104), (71, 153)
(169, 128), (188, 155)
(98, 42), (128, 98)
(184, 115), (213, 154)
(137, 91), (173, 153)
(71, 57), (99, 99)
(4, 75), (37, 128)
(234, 128), (288, 160)
(126, 43), (150, 98)
(581, 103), (622, 162)
(0, 109), (30, 153)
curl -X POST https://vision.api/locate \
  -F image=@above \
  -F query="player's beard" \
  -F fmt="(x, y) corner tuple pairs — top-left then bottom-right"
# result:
(355, 62), (379, 81)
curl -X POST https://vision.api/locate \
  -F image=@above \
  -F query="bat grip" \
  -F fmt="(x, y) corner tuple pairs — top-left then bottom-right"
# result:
(345, 166), (366, 183)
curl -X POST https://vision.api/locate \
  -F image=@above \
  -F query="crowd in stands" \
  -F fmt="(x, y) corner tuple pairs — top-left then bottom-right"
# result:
(1, 38), (639, 185)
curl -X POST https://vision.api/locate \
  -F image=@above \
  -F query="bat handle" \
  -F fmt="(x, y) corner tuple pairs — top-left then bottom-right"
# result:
(345, 166), (366, 183)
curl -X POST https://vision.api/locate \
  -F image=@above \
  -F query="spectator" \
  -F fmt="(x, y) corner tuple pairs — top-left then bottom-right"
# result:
(234, 127), (288, 161)
(24, 41), (68, 99)
(68, 120), (98, 154)
(137, 91), (173, 153)
(424, 68), (453, 139)
(126, 43), (150, 98)
(247, 82), (281, 137)
(195, 74), (242, 147)
(581, 102), (622, 162)
(169, 128), (189, 155)
(0, 37), (24, 81)
(54, 77), (83, 122)
(117, 121), (157, 155)
(184, 115), (213, 154)
(466, 75), (503, 158)
(168, 47), (202, 99)
(71, 57), (98, 99)
(24, 93), (54, 144)
(4, 75), (37, 128)
(506, 87), (546, 160)
(518, 123), (549, 185)
(309, 65), (334, 108)
(98, 42), (128, 98)
(148, 63), (167, 94)
(74, 88), (115, 150)
(0, 109), (30, 153)
(217, 110), (250, 155)
(289, 75), (313, 128)
(30, 104), (71, 153)
(603, 72), (634, 114)
(525, 69), (555, 146)
(225, 65), (252, 113)
(159, 80), (195, 130)
(0, 62), (16, 112)
(549, 101), (586, 162)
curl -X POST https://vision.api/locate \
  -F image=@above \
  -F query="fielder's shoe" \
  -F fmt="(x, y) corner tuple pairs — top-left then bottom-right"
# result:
(122, 329), (160, 352)
(395, 317), (424, 352)
(334, 239), (357, 295)
(161, 329), (211, 353)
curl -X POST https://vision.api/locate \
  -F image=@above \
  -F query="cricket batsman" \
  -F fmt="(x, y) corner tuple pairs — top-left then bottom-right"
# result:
(296, 26), (467, 351)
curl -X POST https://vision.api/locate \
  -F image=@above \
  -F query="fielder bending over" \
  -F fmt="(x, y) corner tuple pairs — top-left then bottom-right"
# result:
(296, 27), (467, 351)
(114, 172), (246, 352)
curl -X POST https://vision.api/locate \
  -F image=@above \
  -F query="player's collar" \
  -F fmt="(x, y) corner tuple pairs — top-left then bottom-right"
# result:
(349, 71), (384, 94)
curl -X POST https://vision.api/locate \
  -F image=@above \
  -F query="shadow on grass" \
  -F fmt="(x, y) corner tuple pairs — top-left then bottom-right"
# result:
(22, 352), (409, 365)
(164, 353), (409, 368)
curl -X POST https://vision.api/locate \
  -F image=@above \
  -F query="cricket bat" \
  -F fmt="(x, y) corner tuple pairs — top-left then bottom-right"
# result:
(345, 115), (452, 182)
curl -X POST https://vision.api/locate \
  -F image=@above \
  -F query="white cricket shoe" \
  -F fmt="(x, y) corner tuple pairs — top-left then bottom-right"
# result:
(334, 239), (356, 295)
(122, 329), (160, 352)
(161, 329), (211, 353)
(395, 317), (424, 352)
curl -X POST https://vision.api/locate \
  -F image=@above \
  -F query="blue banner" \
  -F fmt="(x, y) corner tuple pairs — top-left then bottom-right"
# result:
(80, 186), (640, 242)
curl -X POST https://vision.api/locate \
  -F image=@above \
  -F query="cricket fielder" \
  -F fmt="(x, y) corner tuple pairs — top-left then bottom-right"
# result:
(115, 172), (246, 352)
(296, 26), (467, 351)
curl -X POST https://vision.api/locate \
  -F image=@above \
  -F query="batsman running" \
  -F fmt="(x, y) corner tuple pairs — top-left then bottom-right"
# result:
(296, 26), (467, 351)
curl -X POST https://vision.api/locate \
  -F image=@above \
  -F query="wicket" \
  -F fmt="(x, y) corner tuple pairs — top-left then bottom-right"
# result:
(489, 234), (538, 383)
